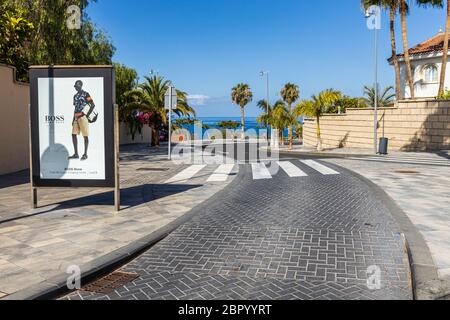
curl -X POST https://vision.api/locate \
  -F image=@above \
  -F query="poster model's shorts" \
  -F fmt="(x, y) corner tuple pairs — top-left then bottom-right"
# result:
(72, 116), (89, 137)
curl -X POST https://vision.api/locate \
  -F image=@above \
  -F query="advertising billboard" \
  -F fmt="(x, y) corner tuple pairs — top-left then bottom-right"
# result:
(30, 66), (115, 188)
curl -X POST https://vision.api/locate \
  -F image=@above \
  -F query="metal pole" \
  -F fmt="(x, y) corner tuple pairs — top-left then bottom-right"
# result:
(374, 26), (379, 154)
(114, 104), (120, 212)
(28, 104), (37, 209)
(266, 72), (270, 144)
(168, 86), (172, 160)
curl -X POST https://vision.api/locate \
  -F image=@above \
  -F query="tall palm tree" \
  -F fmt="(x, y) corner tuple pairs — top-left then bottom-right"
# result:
(416, 0), (447, 95)
(280, 83), (300, 150)
(362, 0), (402, 100)
(294, 89), (342, 151)
(440, 0), (450, 95)
(363, 85), (396, 108)
(399, 0), (415, 99)
(124, 75), (195, 146)
(257, 99), (289, 146)
(439, 0), (450, 96)
(231, 83), (253, 139)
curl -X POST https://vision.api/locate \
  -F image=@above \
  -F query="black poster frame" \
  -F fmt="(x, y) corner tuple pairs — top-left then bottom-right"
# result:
(29, 66), (115, 188)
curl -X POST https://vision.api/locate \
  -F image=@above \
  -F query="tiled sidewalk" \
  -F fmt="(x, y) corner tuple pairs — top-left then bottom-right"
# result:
(324, 156), (450, 293)
(0, 144), (236, 298)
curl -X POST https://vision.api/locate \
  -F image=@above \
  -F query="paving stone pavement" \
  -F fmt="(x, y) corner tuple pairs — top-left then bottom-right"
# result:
(324, 157), (450, 279)
(0, 144), (237, 297)
(65, 161), (413, 300)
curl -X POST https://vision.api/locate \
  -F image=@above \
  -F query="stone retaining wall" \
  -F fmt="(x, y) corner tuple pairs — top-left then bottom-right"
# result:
(303, 99), (450, 151)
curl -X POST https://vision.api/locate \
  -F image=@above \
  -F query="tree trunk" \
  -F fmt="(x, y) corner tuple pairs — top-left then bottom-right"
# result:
(240, 106), (245, 140)
(288, 102), (293, 150)
(390, 1), (402, 100)
(400, 0), (415, 99)
(316, 116), (322, 151)
(439, 0), (450, 97)
(151, 127), (160, 147)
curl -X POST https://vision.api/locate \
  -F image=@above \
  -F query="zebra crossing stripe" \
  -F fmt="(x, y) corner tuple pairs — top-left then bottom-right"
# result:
(207, 164), (235, 182)
(300, 160), (340, 175)
(251, 163), (272, 180)
(165, 165), (207, 184)
(276, 161), (308, 177)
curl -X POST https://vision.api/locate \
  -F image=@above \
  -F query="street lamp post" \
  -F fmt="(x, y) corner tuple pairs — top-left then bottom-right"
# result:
(366, 6), (380, 155)
(260, 71), (270, 144)
(165, 83), (177, 160)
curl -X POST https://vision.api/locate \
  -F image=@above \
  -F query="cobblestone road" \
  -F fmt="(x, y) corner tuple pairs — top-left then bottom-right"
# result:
(65, 160), (413, 300)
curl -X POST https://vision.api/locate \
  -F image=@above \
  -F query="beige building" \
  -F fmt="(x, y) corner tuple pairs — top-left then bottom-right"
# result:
(389, 32), (450, 99)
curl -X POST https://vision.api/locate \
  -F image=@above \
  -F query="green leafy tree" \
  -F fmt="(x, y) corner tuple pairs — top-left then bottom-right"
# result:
(294, 89), (342, 151)
(329, 96), (367, 114)
(231, 83), (253, 139)
(0, 2), (34, 81)
(217, 120), (240, 130)
(363, 85), (396, 108)
(280, 83), (300, 149)
(114, 63), (138, 116)
(124, 75), (195, 147)
(5, 0), (115, 80)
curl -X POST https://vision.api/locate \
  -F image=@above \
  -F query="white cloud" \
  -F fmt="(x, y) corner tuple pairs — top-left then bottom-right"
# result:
(187, 94), (210, 106)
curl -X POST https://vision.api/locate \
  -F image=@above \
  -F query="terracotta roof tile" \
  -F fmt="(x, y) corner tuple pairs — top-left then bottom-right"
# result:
(389, 32), (450, 61)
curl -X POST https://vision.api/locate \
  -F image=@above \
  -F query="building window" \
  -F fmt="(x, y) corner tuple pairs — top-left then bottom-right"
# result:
(424, 64), (438, 83)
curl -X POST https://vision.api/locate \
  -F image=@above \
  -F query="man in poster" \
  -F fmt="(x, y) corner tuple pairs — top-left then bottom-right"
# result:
(70, 80), (97, 161)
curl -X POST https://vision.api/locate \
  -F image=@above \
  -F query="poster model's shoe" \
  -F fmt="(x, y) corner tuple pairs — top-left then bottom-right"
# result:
(68, 154), (79, 160)
(81, 154), (88, 161)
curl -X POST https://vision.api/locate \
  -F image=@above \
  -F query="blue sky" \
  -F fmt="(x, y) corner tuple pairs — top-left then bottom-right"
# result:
(88, 0), (445, 117)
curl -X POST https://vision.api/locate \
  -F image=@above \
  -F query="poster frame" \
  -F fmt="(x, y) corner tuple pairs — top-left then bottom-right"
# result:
(29, 65), (116, 188)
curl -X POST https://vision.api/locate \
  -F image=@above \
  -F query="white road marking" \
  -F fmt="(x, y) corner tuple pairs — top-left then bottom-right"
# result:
(165, 165), (207, 184)
(251, 163), (272, 180)
(276, 161), (308, 177)
(300, 160), (340, 175)
(207, 164), (235, 182)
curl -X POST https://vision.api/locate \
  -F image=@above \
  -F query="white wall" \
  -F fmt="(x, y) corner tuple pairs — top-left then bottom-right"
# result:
(399, 55), (450, 98)
(119, 122), (152, 145)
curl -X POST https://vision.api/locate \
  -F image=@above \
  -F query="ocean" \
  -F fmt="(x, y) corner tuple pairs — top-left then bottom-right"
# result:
(177, 117), (289, 138)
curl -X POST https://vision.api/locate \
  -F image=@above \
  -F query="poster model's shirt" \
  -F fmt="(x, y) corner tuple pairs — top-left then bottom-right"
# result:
(74, 90), (95, 114)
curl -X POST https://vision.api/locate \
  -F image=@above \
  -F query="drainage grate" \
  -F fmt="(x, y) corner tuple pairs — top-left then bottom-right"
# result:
(81, 271), (140, 294)
(394, 170), (420, 174)
(136, 168), (169, 172)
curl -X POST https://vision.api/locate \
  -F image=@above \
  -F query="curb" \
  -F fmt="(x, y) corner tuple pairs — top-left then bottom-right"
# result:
(321, 160), (441, 300)
(275, 148), (372, 159)
(3, 166), (247, 300)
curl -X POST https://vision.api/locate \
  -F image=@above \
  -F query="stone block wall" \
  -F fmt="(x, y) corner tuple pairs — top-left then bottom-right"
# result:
(303, 99), (450, 151)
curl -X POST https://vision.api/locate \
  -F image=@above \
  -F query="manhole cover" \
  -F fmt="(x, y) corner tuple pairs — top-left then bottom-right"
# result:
(394, 170), (420, 174)
(81, 271), (139, 294)
(136, 168), (169, 172)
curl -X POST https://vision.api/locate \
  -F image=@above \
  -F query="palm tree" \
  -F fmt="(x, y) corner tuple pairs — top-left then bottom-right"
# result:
(363, 85), (396, 108)
(440, 0), (450, 96)
(399, 0), (416, 99)
(124, 75), (195, 147)
(256, 99), (273, 128)
(361, 0), (402, 100)
(257, 100), (290, 146)
(294, 89), (342, 151)
(416, 0), (447, 95)
(280, 83), (300, 150)
(231, 83), (253, 139)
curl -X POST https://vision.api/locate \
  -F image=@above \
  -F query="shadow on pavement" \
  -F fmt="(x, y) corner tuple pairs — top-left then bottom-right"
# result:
(0, 170), (30, 190)
(0, 183), (202, 225)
